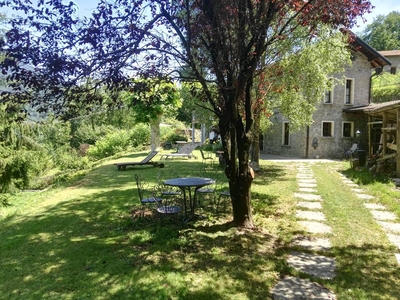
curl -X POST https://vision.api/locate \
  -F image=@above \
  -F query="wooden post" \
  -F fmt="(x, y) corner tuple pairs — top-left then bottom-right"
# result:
(367, 115), (372, 157)
(397, 109), (400, 177)
(383, 112), (387, 156)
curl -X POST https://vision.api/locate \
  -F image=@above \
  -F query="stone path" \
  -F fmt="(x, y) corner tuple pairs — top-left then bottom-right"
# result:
(272, 164), (337, 299)
(338, 173), (400, 263)
(272, 163), (400, 299)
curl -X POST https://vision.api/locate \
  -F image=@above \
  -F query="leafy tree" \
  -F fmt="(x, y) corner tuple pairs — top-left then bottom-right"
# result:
(372, 72), (400, 103)
(250, 25), (350, 170)
(123, 76), (181, 151)
(360, 11), (400, 50)
(0, 0), (372, 227)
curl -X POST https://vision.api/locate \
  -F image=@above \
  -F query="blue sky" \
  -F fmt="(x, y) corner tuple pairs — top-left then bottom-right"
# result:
(71, 0), (400, 31)
(353, 0), (400, 32)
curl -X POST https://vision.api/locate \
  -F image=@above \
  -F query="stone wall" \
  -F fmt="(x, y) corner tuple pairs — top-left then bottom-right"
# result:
(263, 51), (372, 159)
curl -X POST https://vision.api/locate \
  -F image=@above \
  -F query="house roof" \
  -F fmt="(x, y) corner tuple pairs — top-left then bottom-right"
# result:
(349, 34), (392, 68)
(379, 50), (400, 57)
(362, 100), (400, 123)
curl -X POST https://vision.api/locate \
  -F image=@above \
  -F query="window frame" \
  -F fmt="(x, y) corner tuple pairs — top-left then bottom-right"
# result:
(282, 121), (290, 146)
(323, 78), (334, 104)
(344, 78), (354, 105)
(342, 121), (354, 138)
(321, 121), (334, 138)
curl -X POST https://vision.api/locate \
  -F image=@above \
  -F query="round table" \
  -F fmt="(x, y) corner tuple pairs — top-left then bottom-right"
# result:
(164, 177), (215, 220)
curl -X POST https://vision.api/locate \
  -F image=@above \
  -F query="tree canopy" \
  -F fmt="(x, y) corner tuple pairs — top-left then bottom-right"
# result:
(360, 11), (400, 51)
(0, 0), (373, 227)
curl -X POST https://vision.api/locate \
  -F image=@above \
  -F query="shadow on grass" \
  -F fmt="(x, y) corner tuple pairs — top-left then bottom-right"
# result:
(3, 159), (399, 299)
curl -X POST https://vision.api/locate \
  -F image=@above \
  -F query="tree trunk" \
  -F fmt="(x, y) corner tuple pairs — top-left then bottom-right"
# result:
(219, 115), (254, 228)
(250, 114), (261, 172)
(150, 114), (162, 151)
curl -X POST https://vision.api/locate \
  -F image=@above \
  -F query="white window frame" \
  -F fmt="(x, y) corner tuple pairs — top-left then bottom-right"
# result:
(323, 79), (334, 104)
(282, 122), (290, 146)
(321, 121), (334, 138)
(342, 121), (354, 138)
(344, 78), (354, 105)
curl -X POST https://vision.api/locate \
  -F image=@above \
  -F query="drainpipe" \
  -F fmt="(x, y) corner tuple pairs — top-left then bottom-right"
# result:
(305, 126), (310, 158)
(369, 67), (382, 103)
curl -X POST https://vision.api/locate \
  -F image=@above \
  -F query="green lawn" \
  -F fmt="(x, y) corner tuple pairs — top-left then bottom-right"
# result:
(1, 151), (400, 299)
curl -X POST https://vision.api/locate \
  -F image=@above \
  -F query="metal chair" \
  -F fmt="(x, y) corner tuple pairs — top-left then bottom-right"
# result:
(200, 149), (214, 166)
(154, 185), (182, 223)
(343, 143), (358, 160)
(134, 174), (162, 216)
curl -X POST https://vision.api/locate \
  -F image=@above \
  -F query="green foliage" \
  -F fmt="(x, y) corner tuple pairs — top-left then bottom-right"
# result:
(53, 145), (90, 171)
(266, 25), (351, 130)
(87, 124), (150, 160)
(70, 122), (115, 147)
(177, 83), (215, 126)
(372, 72), (400, 103)
(124, 77), (182, 124)
(87, 130), (132, 160)
(129, 123), (151, 148)
(0, 151), (31, 193)
(360, 11), (400, 51)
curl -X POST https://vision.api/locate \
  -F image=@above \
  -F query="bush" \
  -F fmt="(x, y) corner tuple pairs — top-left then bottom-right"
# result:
(0, 151), (31, 193)
(129, 124), (150, 148)
(53, 145), (90, 171)
(87, 129), (132, 160)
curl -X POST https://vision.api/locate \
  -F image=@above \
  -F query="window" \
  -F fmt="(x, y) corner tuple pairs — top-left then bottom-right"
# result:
(322, 121), (334, 137)
(345, 78), (354, 104)
(282, 122), (290, 145)
(342, 122), (354, 138)
(324, 79), (333, 104)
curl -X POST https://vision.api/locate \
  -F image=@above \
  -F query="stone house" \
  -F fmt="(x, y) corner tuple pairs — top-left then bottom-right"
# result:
(379, 50), (400, 74)
(262, 34), (391, 159)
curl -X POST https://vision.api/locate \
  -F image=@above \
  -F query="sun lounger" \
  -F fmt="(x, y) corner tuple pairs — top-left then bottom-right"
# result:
(115, 150), (164, 170)
(160, 143), (199, 160)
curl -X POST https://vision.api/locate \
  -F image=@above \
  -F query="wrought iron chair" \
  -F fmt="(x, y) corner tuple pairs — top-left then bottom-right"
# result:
(134, 174), (162, 217)
(200, 149), (214, 166)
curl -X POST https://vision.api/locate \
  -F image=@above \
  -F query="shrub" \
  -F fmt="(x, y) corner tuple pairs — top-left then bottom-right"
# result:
(129, 124), (150, 148)
(87, 129), (132, 160)
(1, 151), (31, 193)
(53, 145), (90, 171)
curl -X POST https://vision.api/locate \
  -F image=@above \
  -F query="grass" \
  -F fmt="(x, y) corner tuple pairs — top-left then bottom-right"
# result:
(1, 151), (400, 299)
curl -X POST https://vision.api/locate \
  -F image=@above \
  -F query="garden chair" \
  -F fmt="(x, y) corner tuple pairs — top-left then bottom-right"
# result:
(157, 169), (182, 198)
(157, 190), (182, 223)
(200, 149), (214, 166)
(342, 143), (358, 160)
(214, 179), (231, 213)
(134, 174), (162, 216)
(115, 150), (164, 170)
(160, 143), (199, 160)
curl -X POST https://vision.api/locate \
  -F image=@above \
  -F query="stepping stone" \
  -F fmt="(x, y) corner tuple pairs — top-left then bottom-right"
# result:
(298, 221), (332, 234)
(271, 276), (336, 300)
(377, 221), (400, 234)
(351, 188), (365, 193)
(364, 203), (386, 210)
(287, 252), (336, 279)
(298, 179), (317, 184)
(370, 210), (397, 221)
(297, 174), (314, 179)
(297, 201), (322, 210)
(356, 193), (375, 200)
(298, 183), (317, 188)
(296, 210), (326, 221)
(342, 179), (354, 184)
(386, 233), (400, 249)
(294, 193), (322, 201)
(299, 187), (317, 193)
(292, 236), (331, 251)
